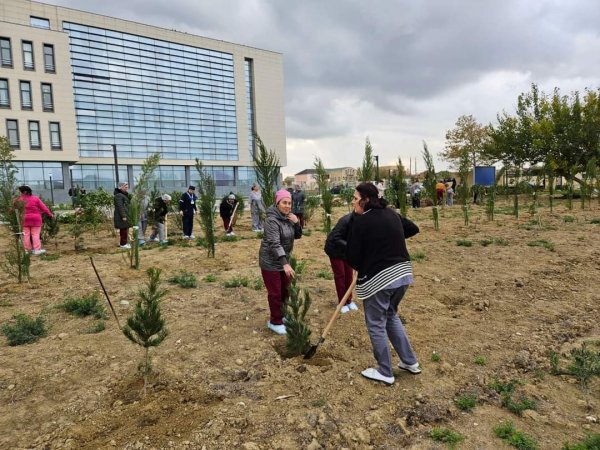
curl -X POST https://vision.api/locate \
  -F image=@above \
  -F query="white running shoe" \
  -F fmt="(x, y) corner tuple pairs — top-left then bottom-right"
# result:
(340, 305), (351, 314)
(398, 361), (422, 374)
(348, 302), (359, 311)
(361, 368), (394, 386)
(267, 321), (287, 335)
(119, 243), (131, 249)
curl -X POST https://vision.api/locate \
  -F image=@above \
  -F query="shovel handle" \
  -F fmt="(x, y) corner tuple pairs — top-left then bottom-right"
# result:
(319, 272), (357, 340)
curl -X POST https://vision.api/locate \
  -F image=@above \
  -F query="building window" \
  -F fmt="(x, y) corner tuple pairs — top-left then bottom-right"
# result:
(0, 79), (9, 108)
(6, 119), (20, 149)
(28, 121), (41, 149)
(0, 37), (12, 68)
(43, 44), (55, 72)
(49, 122), (62, 149)
(41, 83), (53, 111)
(20, 81), (32, 110)
(22, 41), (35, 70)
(30, 17), (51, 29)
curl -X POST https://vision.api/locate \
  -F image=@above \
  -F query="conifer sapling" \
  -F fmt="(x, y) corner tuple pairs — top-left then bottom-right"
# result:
(122, 267), (169, 394)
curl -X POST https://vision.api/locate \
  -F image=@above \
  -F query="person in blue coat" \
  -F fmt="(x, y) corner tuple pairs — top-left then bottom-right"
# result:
(179, 185), (197, 239)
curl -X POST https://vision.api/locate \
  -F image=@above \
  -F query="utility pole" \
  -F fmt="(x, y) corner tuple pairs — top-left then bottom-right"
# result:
(112, 144), (119, 186)
(373, 155), (379, 182)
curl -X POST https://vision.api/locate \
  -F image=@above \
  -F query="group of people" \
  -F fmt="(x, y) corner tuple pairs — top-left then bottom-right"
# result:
(260, 182), (421, 386)
(410, 178), (457, 208)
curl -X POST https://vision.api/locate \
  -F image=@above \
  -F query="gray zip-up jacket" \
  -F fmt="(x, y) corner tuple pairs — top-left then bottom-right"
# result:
(259, 205), (302, 271)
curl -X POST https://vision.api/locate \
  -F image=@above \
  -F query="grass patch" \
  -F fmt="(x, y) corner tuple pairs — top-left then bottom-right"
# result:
(1, 314), (48, 346)
(563, 433), (600, 450)
(255, 231), (264, 239)
(590, 218), (600, 224)
(311, 398), (327, 408)
(0, 300), (13, 307)
(252, 276), (264, 291)
(303, 229), (312, 237)
(410, 251), (427, 262)
(493, 421), (539, 450)
(430, 427), (464, 449)
(562, 215), (576, 223)
(203, 274), (217, 282)
(502, 395), (537, 416)
(473, 355), (487, 365)
(480, 239), (494, 247)
(222, 276), (249, 288)
(527, 239), (555, 251)
(221, 234), (239, 242)
(60, 293), (107, 319)
(489, 377), (517, 395)
(431, 352), (441, 362)
(84, 320), (106, 334)
(316, 270), (333, 280)
(167, 271), (198, 288)
(494, 238), (509, 246)
(39, 253), (60, 261)
(454, 393), (477, 411)
(456, 239), (473, 247)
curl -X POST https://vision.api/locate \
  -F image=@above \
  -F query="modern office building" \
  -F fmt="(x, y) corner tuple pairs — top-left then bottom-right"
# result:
(0, 0), (286, 200)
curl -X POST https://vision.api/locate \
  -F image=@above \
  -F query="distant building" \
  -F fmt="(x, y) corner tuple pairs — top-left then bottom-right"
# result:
(0, 0), (285, 200)
(327, 167), (356, 186)
(293, 169), (318, 190)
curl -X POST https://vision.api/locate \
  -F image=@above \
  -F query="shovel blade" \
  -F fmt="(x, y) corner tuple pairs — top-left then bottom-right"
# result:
(303, 344), (318, 359)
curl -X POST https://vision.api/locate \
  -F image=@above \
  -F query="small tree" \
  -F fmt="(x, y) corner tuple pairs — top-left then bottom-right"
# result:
(314, 157), (333, 232)
(284, 255), (312, 356)
(458, 151), (471, 225)
(394, 157), (408, 216)
(128, 153), (160, 269)
(122, 267), (169, 395)
(357, 137), (375, 182)
(41, 204), (60, 249)
(253, 134), (280, 208)
(0, 137), (30, 283)
(195, 160), (217, 257)
(422, 141), (440, 230)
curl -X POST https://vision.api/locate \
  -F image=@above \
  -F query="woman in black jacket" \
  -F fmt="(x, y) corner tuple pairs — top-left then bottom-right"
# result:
(346, 182), (421, 386)
(324, 212), (357, 313)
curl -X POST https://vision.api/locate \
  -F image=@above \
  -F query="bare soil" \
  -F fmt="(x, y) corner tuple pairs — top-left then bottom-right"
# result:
(1, 199), (599, 450)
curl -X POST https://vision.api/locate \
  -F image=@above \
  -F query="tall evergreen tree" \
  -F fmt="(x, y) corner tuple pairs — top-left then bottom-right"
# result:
(195, 160), (217, 257)
(357, 137), (375, 182)
(314, 157), (333, 232)
(253, 134), (280, 208)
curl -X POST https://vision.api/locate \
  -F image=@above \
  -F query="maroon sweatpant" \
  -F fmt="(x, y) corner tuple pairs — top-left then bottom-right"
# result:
(119, 228), (128, 246)
(329, 257), (353, 305)
(223, 217), (233, 232)
(261, 269), (290, 325)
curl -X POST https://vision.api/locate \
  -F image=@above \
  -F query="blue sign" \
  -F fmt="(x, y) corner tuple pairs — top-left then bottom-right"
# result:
(474, 166), (496, 187)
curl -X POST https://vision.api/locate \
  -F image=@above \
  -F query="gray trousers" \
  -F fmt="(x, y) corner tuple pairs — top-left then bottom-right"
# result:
(363, 285), (418, 377)
(149, 222), (165, 241)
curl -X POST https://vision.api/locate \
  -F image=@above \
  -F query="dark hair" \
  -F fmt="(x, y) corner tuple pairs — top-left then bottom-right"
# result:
(18, 185), (32, 195)
(355, 182), (387, 210)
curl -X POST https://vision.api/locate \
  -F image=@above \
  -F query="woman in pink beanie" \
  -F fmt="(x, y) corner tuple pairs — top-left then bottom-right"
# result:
(258, 189), (302, 335)
(16, 185), (53, 255)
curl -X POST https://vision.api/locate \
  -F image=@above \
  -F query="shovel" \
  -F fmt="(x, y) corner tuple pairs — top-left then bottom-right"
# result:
(304, 273), (357, 359)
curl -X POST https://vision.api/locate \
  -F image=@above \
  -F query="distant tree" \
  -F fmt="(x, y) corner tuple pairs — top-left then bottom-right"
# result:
(314, 157), (333, 232)
(422, 141), (439, 230)
(442, 115), (492, 170)
(194, 160), (217, 258)
(356, 137), (375, 182)
(253, 134), (280, 208)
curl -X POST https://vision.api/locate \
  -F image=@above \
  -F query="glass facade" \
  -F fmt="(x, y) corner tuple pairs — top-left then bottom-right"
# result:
(70, 164), (128, 190)
(14, 161), (63, 190)
(245, 58), (256, 160)
(131, 165), (186, 191)
(62, 22), (239, 161)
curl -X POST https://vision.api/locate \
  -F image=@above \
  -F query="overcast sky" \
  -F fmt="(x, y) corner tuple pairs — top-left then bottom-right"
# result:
(47, 0), (600, 177)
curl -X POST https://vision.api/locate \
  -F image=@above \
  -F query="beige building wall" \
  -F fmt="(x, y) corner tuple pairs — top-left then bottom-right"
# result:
(0, 21), (78, 162)
(0, 0), (286, 168)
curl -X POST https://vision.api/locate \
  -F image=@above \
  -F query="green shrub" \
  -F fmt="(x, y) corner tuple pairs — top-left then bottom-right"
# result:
(410, 251), (427, 262)
(203, 274), (217, 282)
(1, 314), (48, 346)
(562, 433), (600, 450)
(456, 239), (473, 247)
(494, 238), (509, 246)
(316, 270), (333, 280)
(562, 215), (576, 223)
(454, 393), (477, 411)
(431, 352), (441, 362)
(84, 321), (106, 334)
(493, 421), (539, 450)
(311, 398), (327, 408)
(502, 395), (537, 416)
(167, 271), (198, 288)
(221, 234), (239, 242)
(590, 218), (600, 224)
(39, 253), (60, 261)
(303, 229), (312, 237)
(480, 239), (494, 246)
(489, 377), (516, 395)
(474, 355), (487, 365)
(430, 427), (464, 449)
(527, 240), (554, 251)
(60, 293), (107, 319)
(252, 276), (264, 291)
(222, 276), (249, 288)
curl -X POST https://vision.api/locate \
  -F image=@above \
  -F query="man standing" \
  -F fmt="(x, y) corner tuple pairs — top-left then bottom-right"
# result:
(410, 179), (421, 208)
(292, 184), (306, 227)
(179, 185), (197, 239)
(113, 182), (131, 249)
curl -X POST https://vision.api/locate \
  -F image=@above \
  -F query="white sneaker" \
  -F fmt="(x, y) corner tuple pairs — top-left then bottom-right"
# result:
(348, 302), (359, 311)
(340, 305), (351, 314)
(398, 361), (422, 374)
(229, 231), (236, 236)
(119, 243), (131, 249)
(267, 321), (287, 335)
(182, 235), (190, 240)
(189, 234), (195, 239)
(160, 240), (168, 245)
(149, 237), (159, 242)
(361, 368), (395, 386)
(32, 249), (47, 255)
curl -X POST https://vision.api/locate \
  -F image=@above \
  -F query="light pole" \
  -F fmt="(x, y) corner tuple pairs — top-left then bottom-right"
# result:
(112, 144), (119, 186)
(49, 173), (54, 204)
(373, 155), (379, 182)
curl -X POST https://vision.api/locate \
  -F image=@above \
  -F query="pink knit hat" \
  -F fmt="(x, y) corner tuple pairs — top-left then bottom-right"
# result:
(275, 189), (291, 205)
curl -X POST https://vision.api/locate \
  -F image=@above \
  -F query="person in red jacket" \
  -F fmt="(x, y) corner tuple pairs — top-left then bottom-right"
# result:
(16, 185), (52, 255)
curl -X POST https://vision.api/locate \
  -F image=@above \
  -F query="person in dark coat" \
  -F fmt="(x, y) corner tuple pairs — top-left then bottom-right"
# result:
(149, 194), (171, 244)
(346, 182), (421, 386)
(113, 182), (131, 249)
(219, 194), (237, 236)
(179, 185), (197, 239)
(292, 184), (306, 227)
(324, 212), (357, 313)
(259, 189), (302, 335)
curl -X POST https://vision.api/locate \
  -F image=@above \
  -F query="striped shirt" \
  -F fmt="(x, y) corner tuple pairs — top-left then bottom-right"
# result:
(356, 260), (413, 300)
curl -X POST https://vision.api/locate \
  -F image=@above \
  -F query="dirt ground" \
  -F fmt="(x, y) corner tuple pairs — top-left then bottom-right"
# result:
(0, 198), (599, 450)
